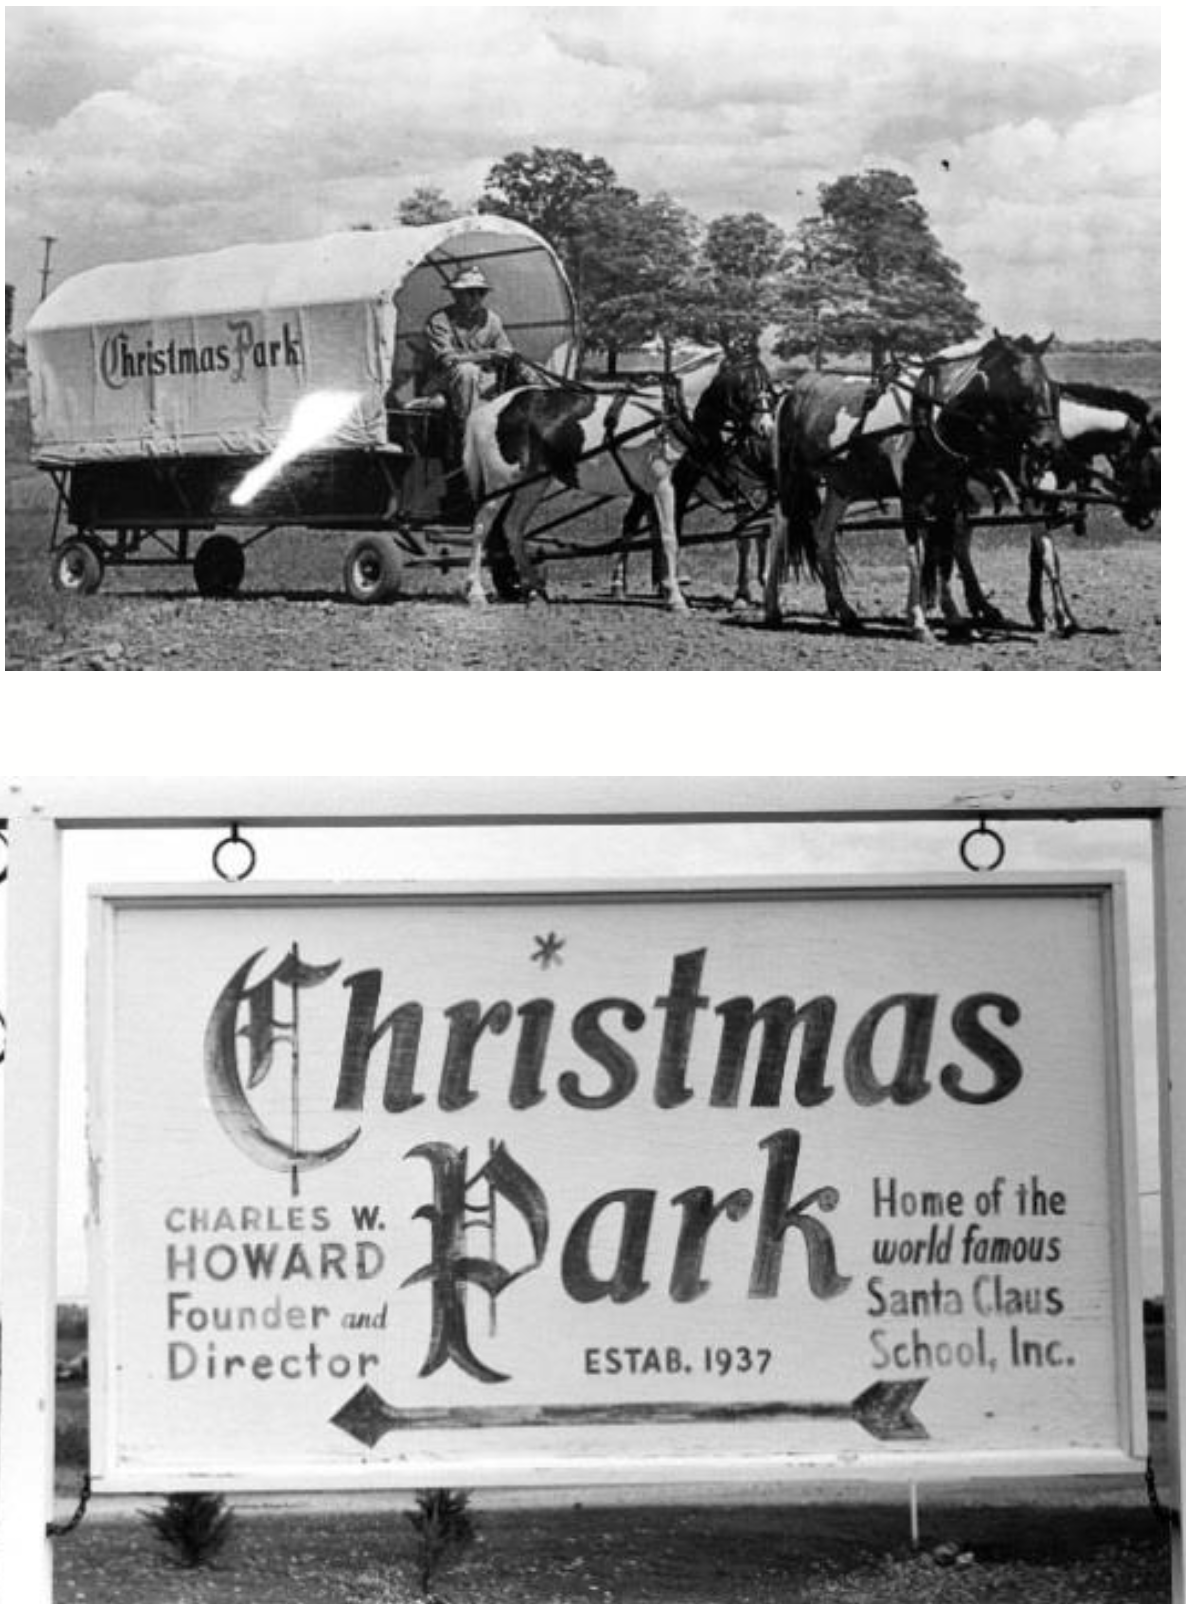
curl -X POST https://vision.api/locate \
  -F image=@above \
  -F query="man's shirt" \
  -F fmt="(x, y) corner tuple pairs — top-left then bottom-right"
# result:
(426, 304), (514, 371)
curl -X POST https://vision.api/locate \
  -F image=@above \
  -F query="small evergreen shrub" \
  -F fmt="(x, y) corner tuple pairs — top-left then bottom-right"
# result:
(139, 1490), (235, 1568)
(404, 1487), (477, 1597)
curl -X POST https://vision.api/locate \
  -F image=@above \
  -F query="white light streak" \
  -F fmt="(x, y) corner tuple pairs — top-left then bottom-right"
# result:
(231, 391), (361, 506)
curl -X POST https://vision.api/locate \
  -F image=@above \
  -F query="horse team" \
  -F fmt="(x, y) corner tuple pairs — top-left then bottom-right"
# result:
(462, 334), (1159, 640)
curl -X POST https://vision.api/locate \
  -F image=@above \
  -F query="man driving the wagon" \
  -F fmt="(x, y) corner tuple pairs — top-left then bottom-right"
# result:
(425, 266), (520, 424)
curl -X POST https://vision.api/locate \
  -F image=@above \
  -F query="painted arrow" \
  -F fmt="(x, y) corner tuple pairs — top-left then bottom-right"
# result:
(330, 1379), (928, 1448)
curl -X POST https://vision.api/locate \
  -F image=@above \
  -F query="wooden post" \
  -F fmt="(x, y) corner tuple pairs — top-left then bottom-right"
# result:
(0, 810), (62, 1604)
(1154, 801), (1186, 1602)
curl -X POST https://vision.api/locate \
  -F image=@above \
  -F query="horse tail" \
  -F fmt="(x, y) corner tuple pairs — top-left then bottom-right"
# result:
(771, 390), (822, 583)
(780, 459), (822, 582)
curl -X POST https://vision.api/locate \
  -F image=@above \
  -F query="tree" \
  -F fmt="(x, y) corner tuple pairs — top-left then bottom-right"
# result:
(398, 186), (462, 226)
(697, 211), (787, 350)
(478, 146), (633, 275)
(569, 190), (701, 369)
(703, 212), (786, 283)
(776, 216), (870, 369)
(776, 169), (980, 369)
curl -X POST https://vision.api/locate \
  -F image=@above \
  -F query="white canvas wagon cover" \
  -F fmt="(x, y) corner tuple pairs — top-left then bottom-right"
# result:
(25, 215), (576, 466)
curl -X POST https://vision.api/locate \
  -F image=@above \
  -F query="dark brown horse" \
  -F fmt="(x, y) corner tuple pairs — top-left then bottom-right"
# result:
(764, 334), (1063, 642)
(929, 379), (1160, 635)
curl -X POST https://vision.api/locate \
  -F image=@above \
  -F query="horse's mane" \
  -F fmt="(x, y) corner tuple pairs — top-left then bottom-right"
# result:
(937, 331), (1051, 360)
(1058, 380), (1151, 422)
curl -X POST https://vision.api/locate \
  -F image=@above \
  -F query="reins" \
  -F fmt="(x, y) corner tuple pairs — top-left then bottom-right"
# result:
(485, 347), (775, 510)
(470, 362), (709, 511)
(805, 345), (1058, 480)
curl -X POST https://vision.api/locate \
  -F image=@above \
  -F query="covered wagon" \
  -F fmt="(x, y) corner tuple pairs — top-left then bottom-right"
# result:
(26, 215), (577, 599)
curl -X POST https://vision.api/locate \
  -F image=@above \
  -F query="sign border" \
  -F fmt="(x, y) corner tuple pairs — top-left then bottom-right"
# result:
(87, 871), (1144, 1492)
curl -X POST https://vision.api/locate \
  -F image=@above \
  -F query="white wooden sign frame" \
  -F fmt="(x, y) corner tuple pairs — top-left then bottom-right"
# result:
(1, 778), (1184, 1604)
(85, 872), (1143, 1493)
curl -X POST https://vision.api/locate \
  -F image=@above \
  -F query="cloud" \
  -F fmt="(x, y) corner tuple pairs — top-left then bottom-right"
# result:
(901, 91), (1160, 336)
(4, 6), (1160, 339)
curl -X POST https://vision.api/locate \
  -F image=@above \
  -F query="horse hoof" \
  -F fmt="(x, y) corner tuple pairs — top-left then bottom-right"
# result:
(526, 588), (550, 607)
(839, 616), (865, 636)
(911, 626), (937, 645)
(667, 596), (690, 616)
(467, 590), (489, 609)
(1058, 622), (1080, 639)
(730, 595), (752, 615)
(977, 607), (1007, 629)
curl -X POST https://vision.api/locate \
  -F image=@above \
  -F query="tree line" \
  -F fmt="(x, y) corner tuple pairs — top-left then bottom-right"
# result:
(392, 146), (981, 373)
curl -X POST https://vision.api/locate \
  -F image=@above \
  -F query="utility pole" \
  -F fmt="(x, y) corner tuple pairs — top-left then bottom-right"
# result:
(38, 235), (57, 302)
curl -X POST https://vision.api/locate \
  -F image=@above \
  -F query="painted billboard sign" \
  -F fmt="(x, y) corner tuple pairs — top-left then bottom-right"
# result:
(88, 877), (1144, 1490)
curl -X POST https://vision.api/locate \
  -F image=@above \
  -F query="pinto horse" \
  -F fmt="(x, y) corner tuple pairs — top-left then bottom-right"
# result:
(462, 347), (728, 611)
(763, 334), (1062, 642)
(610, 354), (778, 608)
(1055, 382), (1161, 525)
(1025, 381), (1159, 634)
(931, 380), (1160, 635)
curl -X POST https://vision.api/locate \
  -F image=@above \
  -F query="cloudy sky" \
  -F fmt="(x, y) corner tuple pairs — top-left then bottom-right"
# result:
(5, 4), (1160, 341)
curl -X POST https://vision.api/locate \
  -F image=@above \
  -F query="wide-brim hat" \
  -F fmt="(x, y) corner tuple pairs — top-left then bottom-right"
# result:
(452, 267), (494, 293)
(450, 267), (492, 293)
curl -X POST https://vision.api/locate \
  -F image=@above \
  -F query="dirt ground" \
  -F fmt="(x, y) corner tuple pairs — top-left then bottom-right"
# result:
(48, 1487), (1172, 1603)
(3, 501), (1161, 673)
(4, 387), (1160, 671)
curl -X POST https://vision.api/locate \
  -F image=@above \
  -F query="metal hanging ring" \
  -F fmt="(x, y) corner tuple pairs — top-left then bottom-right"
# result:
(212, 823), (257, 882)
(958, 816), (1006, 873)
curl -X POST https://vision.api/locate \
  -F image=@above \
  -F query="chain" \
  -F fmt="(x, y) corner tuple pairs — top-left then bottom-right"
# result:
(47, 1471), (92, 1538)
(1145, 1454), (1181, 1531)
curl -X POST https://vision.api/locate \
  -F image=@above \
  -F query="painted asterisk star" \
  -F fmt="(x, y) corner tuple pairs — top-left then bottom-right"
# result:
(531, 931), (566, 968)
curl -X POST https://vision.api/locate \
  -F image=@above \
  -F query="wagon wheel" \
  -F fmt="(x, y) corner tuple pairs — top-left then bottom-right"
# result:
(193, 534), (246, 597)
(343, 532), (403, 604)
(52, 536), (105, 595)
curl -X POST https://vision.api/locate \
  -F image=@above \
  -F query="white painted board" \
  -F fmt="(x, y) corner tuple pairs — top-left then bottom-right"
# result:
(88, 875), (1143, 1490)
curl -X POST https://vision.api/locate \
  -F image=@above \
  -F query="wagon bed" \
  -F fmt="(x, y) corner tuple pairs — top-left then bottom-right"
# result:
(26, 214), (578, 600)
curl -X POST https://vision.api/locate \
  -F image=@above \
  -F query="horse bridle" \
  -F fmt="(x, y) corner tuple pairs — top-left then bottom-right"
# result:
(716, 360), (777, 470)
(912, 346), (1059, 481)
(1111, 423), (1160, 528)
(685, 359), (777, 510)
